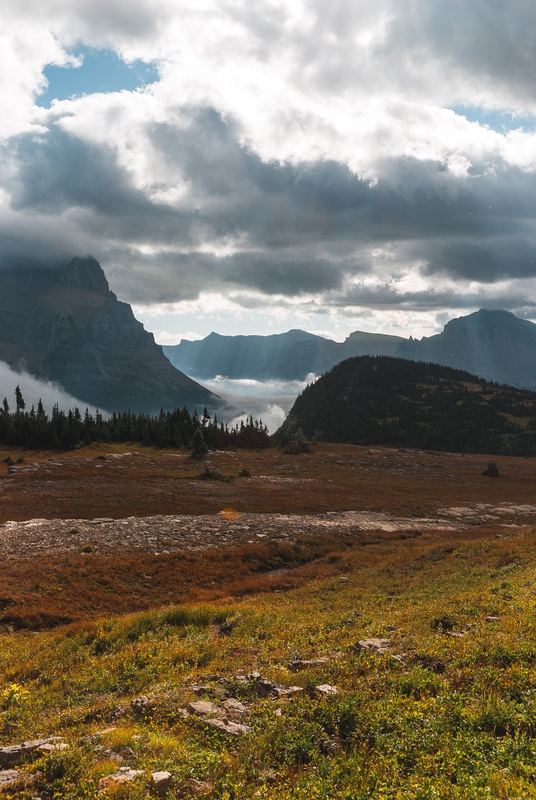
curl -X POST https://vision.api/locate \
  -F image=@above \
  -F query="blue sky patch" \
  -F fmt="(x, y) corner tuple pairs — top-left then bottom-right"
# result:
(36, 47), (159, 107)
(450, 105), (536, 133)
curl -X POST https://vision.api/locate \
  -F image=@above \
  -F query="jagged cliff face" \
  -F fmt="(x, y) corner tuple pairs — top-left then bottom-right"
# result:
(0, 257), (233, 416)
(396, 309), (536, 390)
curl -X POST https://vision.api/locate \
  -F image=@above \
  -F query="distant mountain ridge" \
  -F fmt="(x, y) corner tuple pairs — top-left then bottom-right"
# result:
(397, 309), (536, 390)
(164, 309), (536, 392)
(278, 355), (536, 456)
(0, 257), (235, 417)
(164, 328), (404, 381)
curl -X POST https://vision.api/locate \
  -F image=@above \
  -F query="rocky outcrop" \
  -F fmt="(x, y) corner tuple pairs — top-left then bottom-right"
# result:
(396, 309), (536, 390)
(0, 257), (236, 417)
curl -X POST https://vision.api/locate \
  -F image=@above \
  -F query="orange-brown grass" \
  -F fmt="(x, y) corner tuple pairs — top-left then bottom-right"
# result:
(1, 442), (536, 521)
(0, 526), (506, 631)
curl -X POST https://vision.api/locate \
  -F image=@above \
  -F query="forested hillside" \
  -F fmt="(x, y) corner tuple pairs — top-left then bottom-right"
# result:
(278, 356), (536, 455)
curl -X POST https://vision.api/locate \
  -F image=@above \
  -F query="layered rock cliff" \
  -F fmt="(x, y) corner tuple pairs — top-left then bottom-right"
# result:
(0, 257), (234, 417)
(396, 309), (536, 390)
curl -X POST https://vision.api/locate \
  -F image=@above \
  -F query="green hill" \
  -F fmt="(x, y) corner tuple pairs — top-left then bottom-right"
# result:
(278, 356), (536, 455)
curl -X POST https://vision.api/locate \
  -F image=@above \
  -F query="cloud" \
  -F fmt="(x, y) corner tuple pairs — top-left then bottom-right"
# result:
(198, 374), (317, 433)
(0, 361), (103, 414)
(2, 0), (536, 337)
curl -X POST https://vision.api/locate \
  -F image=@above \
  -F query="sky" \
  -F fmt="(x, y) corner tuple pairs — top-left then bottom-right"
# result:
(2, 0), (536, 344)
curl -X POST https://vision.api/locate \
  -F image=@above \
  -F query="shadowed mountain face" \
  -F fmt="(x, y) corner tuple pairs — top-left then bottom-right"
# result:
(164, 329), (404, 381)
(0, 257), (234, 417)
(396, 309), (536, 390)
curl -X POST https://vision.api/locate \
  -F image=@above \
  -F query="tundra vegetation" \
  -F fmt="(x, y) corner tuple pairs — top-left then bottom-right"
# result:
(3, 520), (536, 797)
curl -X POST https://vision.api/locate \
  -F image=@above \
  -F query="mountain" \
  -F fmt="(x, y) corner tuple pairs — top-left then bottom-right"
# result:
(396, 309), (536, 390)
(0, 257), (235, 417)
(164, 328), (405, 381)
(278, 355), (536, 456)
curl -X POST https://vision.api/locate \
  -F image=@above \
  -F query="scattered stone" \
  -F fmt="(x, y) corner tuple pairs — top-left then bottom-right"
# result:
(0, 770), (20, 792)
(288, 658), (328, 672)
(446, 632), (465, 638)
(485, 616), (500, 623)
(91, 727), (116, 740)
(205, 718), (251, 736)
(98, 769), (143, 789)
(187, 777), (212, 793)
(221, 698), (247, 715)
(273, 686), (304, 698)
(244, 672), (277, 697)
(0, 739), (57, 767)
(260, 769), (278, 783)
(38, 742), (69, 754)
(352, 638), (390, 655)
(131, 696), (150, 714)
(315, 684), (338, 696)
(150, 771), (172, 794)
(187, 701), (215, 716)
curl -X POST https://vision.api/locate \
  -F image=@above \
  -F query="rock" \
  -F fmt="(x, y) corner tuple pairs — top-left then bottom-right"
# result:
(0, 739), (55, 767)
(446, 631), (465, 638)
(273, 686), (304, 698)
(243, 672), (277, 697)
(288, 658), (328, 672)
(315, 684), (338, 696)
(150, 771), (172, 794)
(352, 638), (390, 655)
(131, 696), (150, 714)
(0, 257), (230, 417)
(260, 768), (278, 783)
(221, 698), (247, 715)
(187, 701), (215, 716)
(0, 770), (21, 792)
(485, 616), (500, 623)
(187, 777), (212, 793)
(205, 718), (251, 736)
(97, 769), (143, 789)
(38, 742), (69, 753)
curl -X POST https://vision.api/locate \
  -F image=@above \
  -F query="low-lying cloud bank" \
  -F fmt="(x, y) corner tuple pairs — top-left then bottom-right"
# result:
(0, 361), (102, 415)
(199, 375), (318, 434)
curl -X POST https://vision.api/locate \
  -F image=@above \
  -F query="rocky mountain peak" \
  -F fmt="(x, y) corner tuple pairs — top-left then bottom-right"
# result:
(59, 256), (111, 294)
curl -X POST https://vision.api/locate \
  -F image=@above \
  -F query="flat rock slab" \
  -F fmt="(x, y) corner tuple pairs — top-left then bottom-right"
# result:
(315, 684), (338, 696)
(0, 738), (56, 767)
(98, 769), (143, 789)
(187, 701), (215, 716)
(353, 638), (391, 655)
(0, 770), (20, 791)
(205, 718), (251, 736)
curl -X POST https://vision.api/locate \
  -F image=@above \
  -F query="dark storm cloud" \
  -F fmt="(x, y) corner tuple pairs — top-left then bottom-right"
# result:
(3, 108), (536, 306)
(388, 0), (536, 105)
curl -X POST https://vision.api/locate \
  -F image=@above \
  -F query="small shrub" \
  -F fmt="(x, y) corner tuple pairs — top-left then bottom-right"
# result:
(81, 544), (93, 553)
(430, 615), (456, 632)
(283, 440), (313, 455)
(482, 462), (499, 477)
(3, 456), (14, 465)
(238, 467), (251, 477)
(198, 465), (231, 482)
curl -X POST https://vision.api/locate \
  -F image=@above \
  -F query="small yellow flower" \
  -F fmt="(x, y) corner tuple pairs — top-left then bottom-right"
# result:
(2, 683), (29, 709)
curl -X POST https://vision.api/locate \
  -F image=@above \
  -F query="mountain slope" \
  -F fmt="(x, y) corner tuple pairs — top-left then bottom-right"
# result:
(0, 257), (234, 417)
(395, 309), (536, 389)
(164, 328), (404, 381)
(278, 355), (536, 455)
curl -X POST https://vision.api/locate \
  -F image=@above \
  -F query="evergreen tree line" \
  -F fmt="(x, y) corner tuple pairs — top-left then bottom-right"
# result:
(0, 387), (271, 451)
(279, 356), (536, 457)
